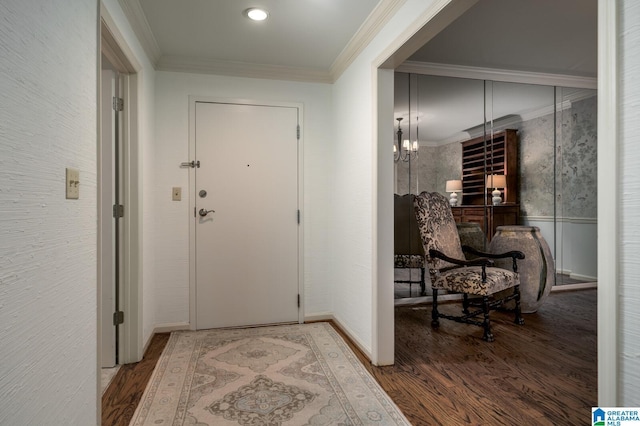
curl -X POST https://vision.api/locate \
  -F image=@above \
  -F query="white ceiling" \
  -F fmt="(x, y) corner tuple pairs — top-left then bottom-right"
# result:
(121, 0), (597, 141)
(397, 0), (597, 144)
(124, 0), (596, 82)
(126, 0), (390, 82)
(410, 0), (597, 78)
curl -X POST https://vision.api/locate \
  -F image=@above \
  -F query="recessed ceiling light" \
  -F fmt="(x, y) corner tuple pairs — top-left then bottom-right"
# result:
(244, 8), (269, 21)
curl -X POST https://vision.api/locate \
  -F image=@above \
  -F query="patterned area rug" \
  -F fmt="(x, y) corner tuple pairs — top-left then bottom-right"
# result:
(130, 323), (410, 425)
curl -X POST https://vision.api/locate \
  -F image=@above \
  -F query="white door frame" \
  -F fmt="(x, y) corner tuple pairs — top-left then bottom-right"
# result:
(188, 96), (305, 330)
(595, 0), (617, 406)
(99, 4), (144, 371)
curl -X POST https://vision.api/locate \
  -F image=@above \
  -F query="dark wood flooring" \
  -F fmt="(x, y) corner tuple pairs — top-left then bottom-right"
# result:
(102, 289), (596, 426)
(101, 333), (170, 426)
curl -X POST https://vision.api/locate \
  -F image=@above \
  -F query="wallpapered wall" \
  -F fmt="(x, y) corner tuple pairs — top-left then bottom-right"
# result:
(520, 95), (597, 218)
(396, 95), (597, 220)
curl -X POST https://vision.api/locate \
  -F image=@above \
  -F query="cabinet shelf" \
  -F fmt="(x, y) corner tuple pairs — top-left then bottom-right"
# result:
(461, 129), (518, 206)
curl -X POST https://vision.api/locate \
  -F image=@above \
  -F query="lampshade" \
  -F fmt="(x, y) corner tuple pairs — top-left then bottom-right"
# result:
(486, 174), (506, 189)
(445, 180), (462, 192)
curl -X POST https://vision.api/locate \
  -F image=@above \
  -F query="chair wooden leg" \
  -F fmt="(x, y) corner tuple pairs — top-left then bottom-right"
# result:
(513, 284), (525, 325)
(462, 293), (470, 314)
(482, 296), (495, 342)
(420, 267), (426, 296)
(431, 289), (440, 328)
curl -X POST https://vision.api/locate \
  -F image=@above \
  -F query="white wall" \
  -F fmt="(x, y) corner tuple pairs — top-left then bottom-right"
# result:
(522, 217), (597, 281)
(0, 1), (98, 424)
(152, 71), (334, 327)
(330, 0), (443, 355)
(619, 0), (640, 405)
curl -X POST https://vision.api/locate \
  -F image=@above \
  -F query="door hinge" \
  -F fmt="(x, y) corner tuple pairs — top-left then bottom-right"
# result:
(297, 294), (300, 308)
(113, 204), (124, 218)
(297, 209), (300, 224)
(296, 125), (300, 140)
(112, 97), (124, 112)
(113, 311), (124, 325)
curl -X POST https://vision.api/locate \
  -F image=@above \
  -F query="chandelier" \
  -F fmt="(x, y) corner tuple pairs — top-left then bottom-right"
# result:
(393, 117), (418, 162)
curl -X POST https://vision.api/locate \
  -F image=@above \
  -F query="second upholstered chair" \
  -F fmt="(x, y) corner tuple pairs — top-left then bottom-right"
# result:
(394, 194), (426, 296)
(413, 191), (525, 341)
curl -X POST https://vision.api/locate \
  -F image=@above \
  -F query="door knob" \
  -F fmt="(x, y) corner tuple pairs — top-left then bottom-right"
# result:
(199, 208), (215, 217)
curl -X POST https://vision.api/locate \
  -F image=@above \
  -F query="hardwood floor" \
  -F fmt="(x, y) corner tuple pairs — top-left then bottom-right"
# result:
(343, 289), (597, 425)
(102, 333), (170, 426)
(102, 289), (596, 426)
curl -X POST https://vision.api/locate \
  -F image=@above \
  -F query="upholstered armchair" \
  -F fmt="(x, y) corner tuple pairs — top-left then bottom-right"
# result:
(413, 191), (525, 341)
(394, 194), (426, 296)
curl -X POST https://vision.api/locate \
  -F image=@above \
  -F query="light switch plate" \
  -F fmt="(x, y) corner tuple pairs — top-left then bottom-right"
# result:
(172, 187), (182, 201)
(66, 168), (79, 199)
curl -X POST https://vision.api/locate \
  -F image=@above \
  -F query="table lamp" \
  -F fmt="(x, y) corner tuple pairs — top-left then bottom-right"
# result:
(486, 174), (506, 205)
(445, 179), (462, 206)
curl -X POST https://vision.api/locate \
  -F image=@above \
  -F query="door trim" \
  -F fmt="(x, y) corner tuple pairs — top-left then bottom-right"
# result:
(100, 5), (143, 367)
(188, 96), (305, 330)
(596, 0), (617, 405)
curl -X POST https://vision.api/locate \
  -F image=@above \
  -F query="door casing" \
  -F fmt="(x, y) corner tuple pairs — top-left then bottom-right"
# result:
(99, 8), (144, 373)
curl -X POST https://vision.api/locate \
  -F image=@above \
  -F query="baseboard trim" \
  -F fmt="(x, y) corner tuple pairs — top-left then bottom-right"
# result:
(142, 323), (191, 355)
(304, 313), (334, 322)
(153, 322), (191, 334)
(394, 293), (463, 306)
(551, 282), (597, 292)
(306, 314), (373, 362)
(569, 273), (597, 282)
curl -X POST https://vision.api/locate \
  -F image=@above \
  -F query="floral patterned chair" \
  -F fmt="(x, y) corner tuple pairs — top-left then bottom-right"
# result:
(394, 194), (426, 296)
(413, 191), (525, 341)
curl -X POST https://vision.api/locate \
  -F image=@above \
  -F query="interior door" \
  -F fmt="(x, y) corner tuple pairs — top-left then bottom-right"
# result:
(195, 102), (300, 329)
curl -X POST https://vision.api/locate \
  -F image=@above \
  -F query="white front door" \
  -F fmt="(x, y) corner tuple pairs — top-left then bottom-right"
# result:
(194, 101), (300, 329)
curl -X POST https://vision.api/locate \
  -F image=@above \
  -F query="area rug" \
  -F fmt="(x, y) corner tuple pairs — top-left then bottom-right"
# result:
(129, 323), (410, 425)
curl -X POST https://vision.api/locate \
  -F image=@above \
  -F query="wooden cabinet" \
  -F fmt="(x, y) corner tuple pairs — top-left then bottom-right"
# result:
(451, 205), (520, 241)
(461, 129), (518, 206)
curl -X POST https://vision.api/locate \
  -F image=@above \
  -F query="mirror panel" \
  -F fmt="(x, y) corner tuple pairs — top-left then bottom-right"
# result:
(555, 87), (598, 285)
(393, 73), (597, 300)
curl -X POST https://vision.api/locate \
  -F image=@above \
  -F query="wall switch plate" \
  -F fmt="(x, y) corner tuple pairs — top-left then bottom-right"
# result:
(172, 187), (182, 201)
(66, 168), (79, 199)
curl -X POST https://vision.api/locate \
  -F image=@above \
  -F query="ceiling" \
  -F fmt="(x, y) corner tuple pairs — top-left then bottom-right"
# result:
(121, 0), (597, 141)
(123, 0), (596, 82)
(398, 0), (597, 144)
(409, 0), (597, 78)
(125, 0), (389, 82)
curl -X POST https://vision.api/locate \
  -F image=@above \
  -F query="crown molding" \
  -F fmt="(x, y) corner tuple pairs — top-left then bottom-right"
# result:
(156, 55), (333, 84)
(518, 89), (596, 122)
(118, 0), (161, 65)
(398, 61), (597, 89)
(330, 0), (406, 81)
